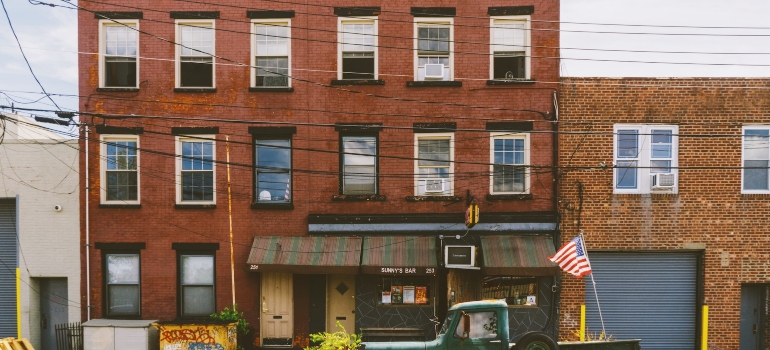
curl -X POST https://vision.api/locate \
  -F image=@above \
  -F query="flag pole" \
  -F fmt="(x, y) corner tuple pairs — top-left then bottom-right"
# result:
(580, 232), (606, 337)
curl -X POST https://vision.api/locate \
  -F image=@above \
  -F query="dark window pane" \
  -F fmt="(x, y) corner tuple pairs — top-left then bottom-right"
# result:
(182, 172), (214, 201)
(255, 57), (289, 87)
(493, 165), (524, 192)
(182, 286), (215, 315)
(493, 55), (525, 79)
(180, 58), (213, 87)
(615, 161), (638, 189)
(255, 139), (291, 202)
(745, 160), (769, 190)
(107, 171), (138, 200)
(342, 57), (374, 80)
(617, 130), (639, 158)
(108, 285), (140, 315)
(105, 58), (137, 87)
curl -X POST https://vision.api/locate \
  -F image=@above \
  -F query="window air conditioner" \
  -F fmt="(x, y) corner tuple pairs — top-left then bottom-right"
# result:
(424, 64), (445, 79)
(423, 179), (449, 193)
(651, 173), (676, 189)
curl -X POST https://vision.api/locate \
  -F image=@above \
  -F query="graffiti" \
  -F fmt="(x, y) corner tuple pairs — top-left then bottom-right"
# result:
(164, 345), (182, 350)
(188, 343), (225, 350)
(161, 327), (217, 344)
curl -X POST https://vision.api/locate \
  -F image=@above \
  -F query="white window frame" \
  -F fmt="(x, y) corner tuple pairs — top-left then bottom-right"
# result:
(489, 132), (529, 194)
(175, 135), (216, 204)
(742, 125), (770, 193)
(98, 19), (139, 88)
(100, 135), (140, 205)
(613, 124), (678, 194)
(337, 16), (378, 80)
(175, 20), (216, 88)
(413, 17), (454, 81)
(251, 19), (291, 88)
(414, 133), (454, 196)
(489, 16), (530, 80)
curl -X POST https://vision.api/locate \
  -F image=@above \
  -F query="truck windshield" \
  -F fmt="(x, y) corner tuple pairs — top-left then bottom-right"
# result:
(438, 311), (455, 335)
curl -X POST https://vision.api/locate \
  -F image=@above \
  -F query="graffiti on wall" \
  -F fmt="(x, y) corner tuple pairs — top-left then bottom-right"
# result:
(157, 323), (237, 350)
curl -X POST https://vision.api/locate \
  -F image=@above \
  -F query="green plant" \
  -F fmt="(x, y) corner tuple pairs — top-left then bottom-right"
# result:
(569, 329), (614, 342)
(304, 322), (361, 350)
(211, 304), (250, 350)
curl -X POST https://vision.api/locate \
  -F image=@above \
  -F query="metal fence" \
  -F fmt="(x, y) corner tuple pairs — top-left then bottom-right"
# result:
(55, 322), (83, 350)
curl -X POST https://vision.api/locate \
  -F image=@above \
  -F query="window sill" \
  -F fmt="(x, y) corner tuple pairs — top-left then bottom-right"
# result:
(251, 202), (294, 210)
(741, 193), (770, 199)
(612, 192), (679, 198)
(249, 87), (294, 92)
(486, 194), (533, 201)
(406, 195), (463, 202)
(332, 194), (387, 202)
(406, 81), (462, 87)
(175, 204), (217, 209)
(103, 315), (142, 320)
(174, 88), (217, 93)
(99, 204), (142, 209)
(96, 87), (140, 92)
(486, 79), (535, 85)
(331, 79), (385, 86)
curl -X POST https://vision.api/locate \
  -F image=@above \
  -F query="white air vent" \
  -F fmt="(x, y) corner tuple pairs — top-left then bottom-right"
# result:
(423, 179), (448, 193)
(651, 173), (676, 189)
(424, 64), (445, 79)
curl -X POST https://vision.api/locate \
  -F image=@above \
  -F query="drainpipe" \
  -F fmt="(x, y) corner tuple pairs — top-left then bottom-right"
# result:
(84, 125), (91, 320)
(551, 90), (560, 337)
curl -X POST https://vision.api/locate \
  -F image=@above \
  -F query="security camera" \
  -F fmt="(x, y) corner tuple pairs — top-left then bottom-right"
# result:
(54, 205), (62, 212)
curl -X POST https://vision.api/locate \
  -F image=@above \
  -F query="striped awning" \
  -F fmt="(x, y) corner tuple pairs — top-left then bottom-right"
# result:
(480, 235), (559, 276)
(246, 236), (362, 274)
(360, 236), (437, 275)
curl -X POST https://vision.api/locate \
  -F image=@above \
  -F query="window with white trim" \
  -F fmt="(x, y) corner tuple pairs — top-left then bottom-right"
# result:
(415, 133), (454, 195)
(105, 253), (140, 317)
(743, 126), (770, 192)
(614, 125), (678, 193)
(255, 137), (292, 203)
(414, 18), (453, 81)
(179, 253), (215, 316)
(101, 135), (139, 204)
(253, 20), (290, 87)
(176, 21), (215, 88)
(490, 133), (528, 194)
(341, 135), (377, 194)
(490, 16), (529, 80)
(176, 136), (216, 203)
(100, 20), (138, 88)
(338, 18), (377, 80)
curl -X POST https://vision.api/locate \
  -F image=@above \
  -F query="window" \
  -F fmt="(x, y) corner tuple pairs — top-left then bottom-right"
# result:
(253, 20), (290, 87)
(176, 21), (215, 88)
(176, 136), (216, 203)
(105, 253), (140, 316)
(415, 133), (453, 195)
(338, 18), (377, 80)
(415, 18), (453, 81)
(341, 136), (377, 194)
(379, 276), (431, 305)
(482, 276), (537, 306)
(100, 21), (138, 88)
(255, 138), (291, 202)
(101, 136), (139, 204)
(614, 125), (678, 193)
(490, 17), (529, 80)
(490, 133), (528, 194)
(179, 253), (215, 316)
(743, 126), (770, 192)
(454, 311), (498, 339)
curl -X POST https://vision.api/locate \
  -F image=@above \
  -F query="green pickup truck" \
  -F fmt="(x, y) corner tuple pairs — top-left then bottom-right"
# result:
(362, 300), (558, 350)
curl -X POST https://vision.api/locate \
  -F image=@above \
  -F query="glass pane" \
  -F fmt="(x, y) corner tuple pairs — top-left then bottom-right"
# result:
(342, 23), (374, 52)
(104, 59), (137, 87)
(181, 172), (214, 201)
(180, 58), (214, 87)
(745, 129), (770, 160)
(650, 160), (671, 174)
(182, 141), (214, 170)
(255, 57), (289, 87)
(493, 55), (525, 80)
(108, 285), (140, 315)
(418, 139), (450, 167)
(343, 165), (376, 194)
(481, 276), (537, 305)
(651, 130), (673, 158)
(256, 139), (291, 169)
(343, 136), (376, 165)
(257, 172), (291, 201)
(183, 286), (215, 315)
(181, 255), (214, 284)
(615, 161), (638, 189)
(617, 130), (639, 158)
(455, 311), (497, 339)
(255, 138), (291, 201)
(417, 25), (449, 53)
(493, 165), (524, 192)
(256, 24), (288, 56)
(105, 25), (137, 57)
(107, 254), (139, 283)
(181, 24), (214, 56)
(106, 141), (137, 170)
(745, 160), (769, 190)
(106, 171), (138, 201)
(492, 22), (525, 52)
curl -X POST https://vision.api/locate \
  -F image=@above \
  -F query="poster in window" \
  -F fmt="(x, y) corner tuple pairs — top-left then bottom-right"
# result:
(382, 292), (391, 304)
(391, 286), (403, 304)
(403, 286), (415, 304)
(415, 286), (428, 304)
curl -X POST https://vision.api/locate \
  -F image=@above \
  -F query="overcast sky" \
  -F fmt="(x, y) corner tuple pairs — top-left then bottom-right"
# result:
(1, 0), (770, 120)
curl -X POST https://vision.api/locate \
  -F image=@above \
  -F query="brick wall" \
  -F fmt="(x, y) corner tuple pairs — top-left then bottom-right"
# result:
(558, 77), (770, 348)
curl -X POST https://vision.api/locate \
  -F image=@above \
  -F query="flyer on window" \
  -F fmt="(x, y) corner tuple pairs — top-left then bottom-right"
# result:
(403, 286), (415, 304)
(381, 291), (391, 304)
(415, 286), (428, 304)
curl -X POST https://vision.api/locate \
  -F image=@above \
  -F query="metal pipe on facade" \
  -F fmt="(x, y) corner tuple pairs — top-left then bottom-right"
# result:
(84, 125), (91, 320)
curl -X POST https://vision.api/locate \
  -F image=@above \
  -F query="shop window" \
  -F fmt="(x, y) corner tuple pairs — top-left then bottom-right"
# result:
(378, 277), (431, 305)
(481, 276), (537, 306)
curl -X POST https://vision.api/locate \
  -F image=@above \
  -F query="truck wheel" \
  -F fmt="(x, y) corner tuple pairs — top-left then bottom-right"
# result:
(513, 332), (559, 350)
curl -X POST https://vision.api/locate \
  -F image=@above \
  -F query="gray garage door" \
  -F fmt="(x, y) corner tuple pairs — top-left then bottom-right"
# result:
(585, 252), (697, 350)
(0, 199), (17, 337)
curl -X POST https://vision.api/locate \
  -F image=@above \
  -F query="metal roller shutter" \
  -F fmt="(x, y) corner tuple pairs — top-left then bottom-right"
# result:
(585, 252), (697, 350)
(0, 199), (17, 337)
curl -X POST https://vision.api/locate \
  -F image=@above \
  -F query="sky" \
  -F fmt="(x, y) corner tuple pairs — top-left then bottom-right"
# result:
(1, 0), (770, 122)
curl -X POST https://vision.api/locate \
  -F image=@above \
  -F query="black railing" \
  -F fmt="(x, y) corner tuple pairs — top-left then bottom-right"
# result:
(55, 322), (83, 350)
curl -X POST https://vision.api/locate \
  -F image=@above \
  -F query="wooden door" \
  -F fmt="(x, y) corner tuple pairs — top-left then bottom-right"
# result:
(261, 272), (293, 346)
(326, 275), (356, 333)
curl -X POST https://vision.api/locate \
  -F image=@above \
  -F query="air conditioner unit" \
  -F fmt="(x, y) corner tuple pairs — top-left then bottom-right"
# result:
(651, 173), (676, 189)
(423, 179), (448, 193)
(444, 245), (477, 269)
(424, 64), (445, 79)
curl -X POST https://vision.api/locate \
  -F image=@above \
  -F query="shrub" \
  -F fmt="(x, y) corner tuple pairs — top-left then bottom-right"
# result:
(211, 304), (250, 350)
(304, 322), (361, 350)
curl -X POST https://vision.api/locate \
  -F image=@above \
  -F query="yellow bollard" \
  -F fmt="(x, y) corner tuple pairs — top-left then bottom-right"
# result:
(701, 305), (708, 350)
(580, 305), (586, 341)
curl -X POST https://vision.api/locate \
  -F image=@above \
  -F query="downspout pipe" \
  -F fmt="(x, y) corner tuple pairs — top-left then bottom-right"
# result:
(551, 90), (560, 337)
(84, 125), (91, 320)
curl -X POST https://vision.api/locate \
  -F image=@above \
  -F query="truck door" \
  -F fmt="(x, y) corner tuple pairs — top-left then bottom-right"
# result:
(447, 310), (505, 350)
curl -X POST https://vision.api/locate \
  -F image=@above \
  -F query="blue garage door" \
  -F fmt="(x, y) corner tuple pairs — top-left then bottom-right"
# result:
(585, 252), (697, 350)
(0, 199), (17, 338)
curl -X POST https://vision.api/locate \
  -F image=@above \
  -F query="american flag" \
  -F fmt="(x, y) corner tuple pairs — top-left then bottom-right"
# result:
(549, 236), (592, 278)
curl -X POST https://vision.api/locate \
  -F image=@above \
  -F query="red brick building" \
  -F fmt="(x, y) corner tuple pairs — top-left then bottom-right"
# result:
(78, 0), (561, 347)
(558, 77), (770, 349)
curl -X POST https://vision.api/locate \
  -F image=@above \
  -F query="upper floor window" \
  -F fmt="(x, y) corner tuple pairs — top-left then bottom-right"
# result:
(100, 21), (138, 88)
(105, 253), (140, 317)
(253, 20), (290, 87)
(415, 133), (454, 195)
(101, 135), (139, 204)
(341, 135), (378, 194)
(176, 136), (216, 204)
(254, 137), (292, 203)
(490, 17), (529, 80)
(743, 126), (770, 192)
(614, 125), (678, 194)
(414, 18), (453, 81)
(179, 253), (215, 317)
(338, 18), (377, 80)
(490, 133), (528, 194)
(176, 21), (215, 88)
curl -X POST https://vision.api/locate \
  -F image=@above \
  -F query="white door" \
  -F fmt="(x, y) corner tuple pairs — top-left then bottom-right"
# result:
(327, 275), (356, 333)
(261, 272), (293, 346)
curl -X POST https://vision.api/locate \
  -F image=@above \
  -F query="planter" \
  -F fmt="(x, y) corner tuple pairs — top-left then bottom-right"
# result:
(558, 339), (641, 350)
